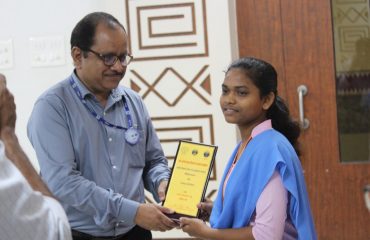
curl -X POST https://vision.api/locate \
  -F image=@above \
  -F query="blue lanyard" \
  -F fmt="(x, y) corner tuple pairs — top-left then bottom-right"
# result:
(69, 78), (133, 130)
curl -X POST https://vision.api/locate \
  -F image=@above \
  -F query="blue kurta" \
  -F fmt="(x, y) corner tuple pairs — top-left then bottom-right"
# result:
(210, 129), (317, 239)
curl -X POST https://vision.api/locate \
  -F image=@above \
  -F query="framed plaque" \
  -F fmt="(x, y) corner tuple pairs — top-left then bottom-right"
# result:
(163, 140), (217, 219)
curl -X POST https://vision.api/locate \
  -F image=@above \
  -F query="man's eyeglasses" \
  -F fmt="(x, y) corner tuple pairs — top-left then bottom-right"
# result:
(84, 48), (133, 66)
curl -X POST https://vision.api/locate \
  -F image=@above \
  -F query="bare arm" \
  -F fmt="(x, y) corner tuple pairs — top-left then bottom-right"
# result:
(0, 74), (53, 198)
(180, 217), (254, 240)
(1, 127), (53, 197)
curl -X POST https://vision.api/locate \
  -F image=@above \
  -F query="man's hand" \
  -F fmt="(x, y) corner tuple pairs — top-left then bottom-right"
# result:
(157, 180), (168, 202)
(134, 203), (177, 231)
(0, 74), (16, 132)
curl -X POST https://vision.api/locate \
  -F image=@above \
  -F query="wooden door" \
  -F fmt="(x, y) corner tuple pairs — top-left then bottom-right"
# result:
(236, 0), (370, 239)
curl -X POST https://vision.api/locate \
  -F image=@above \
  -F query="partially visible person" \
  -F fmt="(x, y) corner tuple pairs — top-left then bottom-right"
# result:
(180, 57), (317, 239)
(27, 12), (176, 240)
(0, 73), (72, 240)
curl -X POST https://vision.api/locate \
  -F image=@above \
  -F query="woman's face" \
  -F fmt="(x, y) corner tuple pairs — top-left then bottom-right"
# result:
(220, 68), (272, 129)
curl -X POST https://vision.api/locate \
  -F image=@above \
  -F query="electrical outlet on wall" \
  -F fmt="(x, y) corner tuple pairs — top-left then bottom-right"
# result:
(29, 36), (66, 67)
(0, 39), (13, 69)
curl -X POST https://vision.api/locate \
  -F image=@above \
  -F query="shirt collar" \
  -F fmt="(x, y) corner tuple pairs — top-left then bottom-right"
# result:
(71, 71), (90, 98)
(251, 119), (272, 138)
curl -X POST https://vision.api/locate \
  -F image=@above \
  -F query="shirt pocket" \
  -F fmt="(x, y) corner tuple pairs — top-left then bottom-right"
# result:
(127, 129), (146, 168)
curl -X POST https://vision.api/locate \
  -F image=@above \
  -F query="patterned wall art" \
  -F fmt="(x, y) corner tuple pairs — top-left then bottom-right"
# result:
(129, 65), (212, 106)
(125, 0), (208, 60)
(123, 1), (236, 238)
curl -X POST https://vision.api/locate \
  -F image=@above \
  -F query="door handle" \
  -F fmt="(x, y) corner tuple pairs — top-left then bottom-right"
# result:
(364, 184), (370, 212)
(297, 85), (309, 130)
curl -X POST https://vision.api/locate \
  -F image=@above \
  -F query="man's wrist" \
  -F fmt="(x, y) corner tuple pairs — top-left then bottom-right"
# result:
(118, 198), (140, 226)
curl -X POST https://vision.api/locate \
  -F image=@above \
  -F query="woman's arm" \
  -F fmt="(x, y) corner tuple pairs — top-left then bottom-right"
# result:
(180, 171), (289, 240)
(251, 171), (288, 239)
(180, 218), (254, 240)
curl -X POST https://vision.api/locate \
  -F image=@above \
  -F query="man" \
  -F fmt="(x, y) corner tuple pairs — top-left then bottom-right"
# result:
(0, 74), (72, 240)
(27, 12), (176, 240)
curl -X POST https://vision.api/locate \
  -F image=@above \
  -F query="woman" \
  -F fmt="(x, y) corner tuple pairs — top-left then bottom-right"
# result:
(180, 57), (317, 239)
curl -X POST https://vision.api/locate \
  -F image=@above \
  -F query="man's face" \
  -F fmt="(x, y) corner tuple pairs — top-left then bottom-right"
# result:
(74, 23), (129, 97)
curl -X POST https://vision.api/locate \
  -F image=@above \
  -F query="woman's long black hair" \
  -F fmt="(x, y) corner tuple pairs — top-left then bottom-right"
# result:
(226, 57), (301, 155)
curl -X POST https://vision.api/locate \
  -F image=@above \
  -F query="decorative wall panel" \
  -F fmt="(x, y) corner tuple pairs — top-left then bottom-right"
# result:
(129, 65), (211, 106)
(125, 0), (208, 60)
(123, 0), (237, 239)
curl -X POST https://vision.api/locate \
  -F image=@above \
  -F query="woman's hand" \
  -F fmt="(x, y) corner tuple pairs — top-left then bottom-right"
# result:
(197, 198), (213, 221)
(180, 217), (210, 238)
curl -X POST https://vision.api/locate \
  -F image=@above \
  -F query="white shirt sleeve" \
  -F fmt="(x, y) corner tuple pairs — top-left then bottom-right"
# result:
(0, 141), (72, 240)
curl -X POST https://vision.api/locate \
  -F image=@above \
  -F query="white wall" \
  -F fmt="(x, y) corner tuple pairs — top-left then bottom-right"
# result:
(0, 0), (128, 171)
